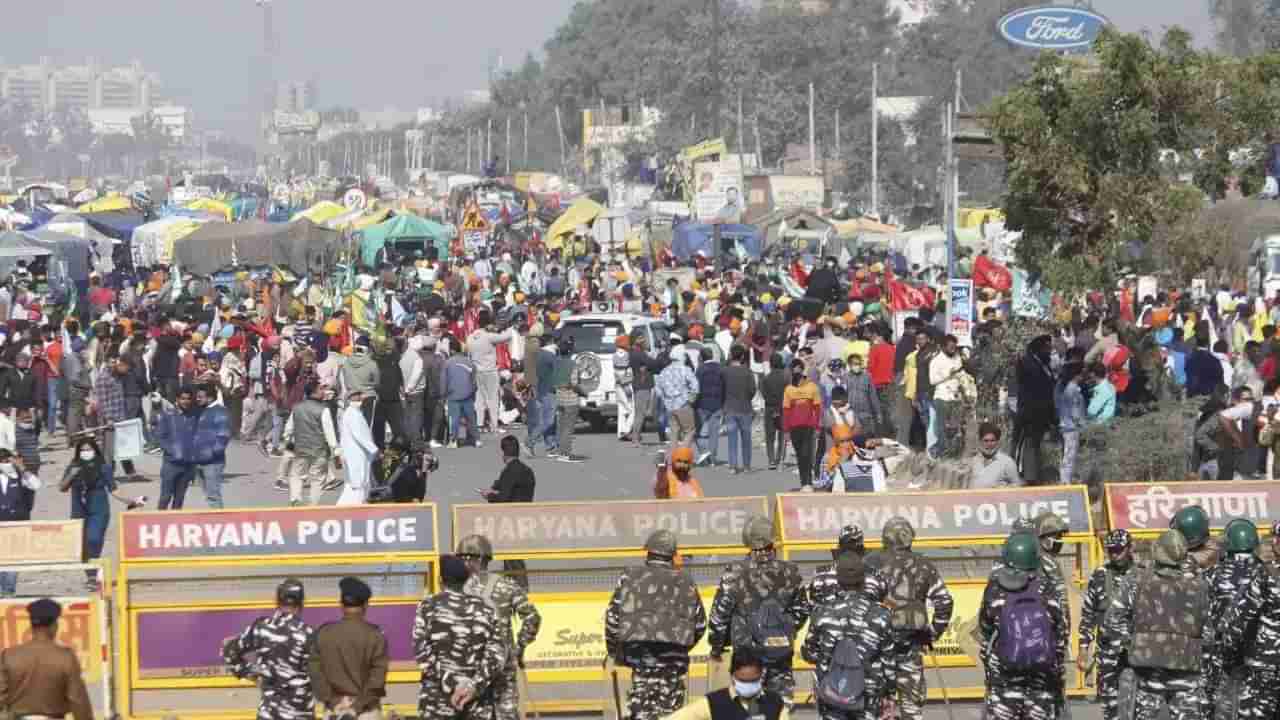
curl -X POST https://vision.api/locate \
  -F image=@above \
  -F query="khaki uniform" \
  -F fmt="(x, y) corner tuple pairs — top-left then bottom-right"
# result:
(308, 616), (389, 719)
(0, 637), (93, 720)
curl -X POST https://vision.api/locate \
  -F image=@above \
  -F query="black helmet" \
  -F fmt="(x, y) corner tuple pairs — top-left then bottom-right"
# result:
(276, 578), (305, 606)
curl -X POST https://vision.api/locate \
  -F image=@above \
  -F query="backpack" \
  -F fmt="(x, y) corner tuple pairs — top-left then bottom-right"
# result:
(996, 584), (1057, 673)
(883, 555), (930, 633)
(816, 637), (866, 712)
(732, 564), (798, 662)
(1194, 414), (1223, 459)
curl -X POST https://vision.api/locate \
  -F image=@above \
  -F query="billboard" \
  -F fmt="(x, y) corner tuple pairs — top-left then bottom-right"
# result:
(997, 6), (1109, 51)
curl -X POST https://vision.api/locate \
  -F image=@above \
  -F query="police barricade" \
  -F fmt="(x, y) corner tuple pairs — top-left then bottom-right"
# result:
(115, 504), (439, 720)
(776, 486), (1096, 702)
(451, 496), (769, 716)
(1105, 480), (1279, 539)
(0, 520), (112, 717)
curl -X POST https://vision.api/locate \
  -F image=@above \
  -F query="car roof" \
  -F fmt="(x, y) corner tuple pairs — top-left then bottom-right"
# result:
(558, 313), (660, 325)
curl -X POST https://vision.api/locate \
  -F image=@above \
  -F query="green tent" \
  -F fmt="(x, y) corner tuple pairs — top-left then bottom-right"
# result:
(358, 214), (453, 266)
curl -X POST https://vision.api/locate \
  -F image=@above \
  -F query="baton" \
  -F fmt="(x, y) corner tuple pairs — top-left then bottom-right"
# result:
(518, 665), (540, 720)
(928, 648), (956, 720)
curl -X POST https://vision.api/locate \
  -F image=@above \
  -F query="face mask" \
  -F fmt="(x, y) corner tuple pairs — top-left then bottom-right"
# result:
(1111, 555), (1132, 570)
(79, 451), (96, 462)
(1044, 538), (1064, 556)
(733, 679), (763, 699)
(0, 463), (13, 476)
(980, 446), (998, 458)
(16, 422), (32, 430)
(850, 365), (864, 375)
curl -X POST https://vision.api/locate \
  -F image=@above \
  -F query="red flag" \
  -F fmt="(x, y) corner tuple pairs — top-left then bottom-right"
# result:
(973, 254), (1012, 291)
(888, 280), (930, 311)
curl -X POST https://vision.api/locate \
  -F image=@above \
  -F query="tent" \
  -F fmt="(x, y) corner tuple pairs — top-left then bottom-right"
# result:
(174, 219), (340, 275)
(80, 210), (148, 243)
(546, 197), (605, 249)
(131, 216), (211, 267)
(0, 230), (54, 258)
(185, 198), (234, 222)
(358, 215), (452, 266)
(75, 195), (131, 213)
(40, 213), (116, 273)
(22, 228), (94, 294)
(229, 196), (263, 221)
(292, 201), (348, 225)
(671, 223), (763, 261)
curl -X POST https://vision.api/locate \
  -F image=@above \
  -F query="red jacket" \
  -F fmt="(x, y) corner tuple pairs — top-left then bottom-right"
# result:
(867, 342), (895, 387)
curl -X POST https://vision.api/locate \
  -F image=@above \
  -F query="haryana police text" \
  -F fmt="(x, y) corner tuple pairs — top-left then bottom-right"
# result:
(466, 509), (752, 543)
(793, 499), (1075, 534)
(135, 518), (421, 550)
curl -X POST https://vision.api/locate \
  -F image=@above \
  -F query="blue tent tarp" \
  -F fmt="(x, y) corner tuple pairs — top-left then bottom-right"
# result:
(671, 222), (762, 261)
(80, 210), (148, 242)
(358, 215), (452, 266)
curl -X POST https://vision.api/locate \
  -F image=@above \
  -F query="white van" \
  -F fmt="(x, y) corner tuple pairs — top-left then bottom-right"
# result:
(553, 313), (670, 431)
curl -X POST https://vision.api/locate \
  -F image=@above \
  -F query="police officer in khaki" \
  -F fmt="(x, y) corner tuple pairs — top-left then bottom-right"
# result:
(605, 529), (707, 720)
(308, 578), (389, 720)
(0, 598), (93, 720)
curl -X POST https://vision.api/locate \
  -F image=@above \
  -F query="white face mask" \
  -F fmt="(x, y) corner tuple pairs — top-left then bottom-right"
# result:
(79, 450), (96, 462)
(733, 678), (763, 699)
(16, 422), (32, 430)
(0, 462), (13, 477)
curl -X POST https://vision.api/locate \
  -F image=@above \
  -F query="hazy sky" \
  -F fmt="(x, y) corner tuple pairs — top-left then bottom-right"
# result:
(5, 0), (1212, 141)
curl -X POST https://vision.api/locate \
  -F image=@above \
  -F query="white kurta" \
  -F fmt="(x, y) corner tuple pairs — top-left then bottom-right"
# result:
(337, 404), (378, 506)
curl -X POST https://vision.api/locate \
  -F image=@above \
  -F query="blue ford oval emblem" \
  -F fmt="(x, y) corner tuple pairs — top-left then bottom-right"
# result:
(998, 6), (1109, 51)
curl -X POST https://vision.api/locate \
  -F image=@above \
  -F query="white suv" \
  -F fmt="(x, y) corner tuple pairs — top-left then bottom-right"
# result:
(552, 313), (669, 431)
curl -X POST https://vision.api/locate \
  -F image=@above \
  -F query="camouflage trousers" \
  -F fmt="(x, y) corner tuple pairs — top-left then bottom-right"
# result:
(1204, 647), (1224, 716)
(257, 683), (315, 720)
(1132, 671), (1205, 720)
(628, 665), (687, 720)
(1096, 644), (1124, 720)
(984, 682), (1058, 720)
(493, 664), (519, 720)
(763, 662), (795, 704)
(1239, 664), (1280, 720)
(885, 646), (925, 720)
(418, 681), (495, 720)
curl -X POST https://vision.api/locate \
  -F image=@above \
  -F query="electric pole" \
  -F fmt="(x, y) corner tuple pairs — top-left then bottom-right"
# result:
(710, 0), (721, 138)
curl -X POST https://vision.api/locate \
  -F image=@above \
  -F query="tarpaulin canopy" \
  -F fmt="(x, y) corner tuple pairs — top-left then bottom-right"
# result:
(0, 230), (54, 258)
(229, 196), (262, 221)
(671, 223), (763, 261)
(24, 228), (93, 283)
(40, 213), (116, 274)
(131, 216), (211, 268)
(75, 195), (131, 213)
(174, 218), (339, 275)
(292, 201), (348, 225)
(546, 197), (606, 249)
(358, 215), (452, 266)
(351, 207), (392, 231)
(185, 198), (233, 222)
(80, 210), (148, 242)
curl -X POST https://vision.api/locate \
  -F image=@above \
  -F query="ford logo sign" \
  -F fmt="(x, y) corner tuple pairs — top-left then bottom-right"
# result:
(998, 6), (1109, 51)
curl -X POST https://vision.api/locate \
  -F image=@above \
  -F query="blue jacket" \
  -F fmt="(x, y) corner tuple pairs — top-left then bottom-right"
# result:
(152, 408), (201, 465)
(1186, 348), (1224, 398)
(191, 405), (232, 465)
(695, 360), (725, 412)
(535, 349), (558, 398)
(441, 356), (477, 401)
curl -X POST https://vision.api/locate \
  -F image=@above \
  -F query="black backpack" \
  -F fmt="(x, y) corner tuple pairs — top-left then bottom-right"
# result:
(816, 637), (866, 712)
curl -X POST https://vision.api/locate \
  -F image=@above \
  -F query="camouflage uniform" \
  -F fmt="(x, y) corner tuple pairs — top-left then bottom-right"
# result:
(1104, 535), (1212, 720)
(1078, 561), (1136, 720)
(801, 589), (895, 720)
(806, 562), (886, 614)
(864, 548), (953, 720)
(707, 553), (807, 702)
(1203, 553), (1261, 713)
(223, 610), (316, 720)
(604, 557), (707, 720)
(1220, 559), (1280, 720)
(463, 570), (542, 720)
(978, 570), (1068, 720)
(412, 587), (508, 720)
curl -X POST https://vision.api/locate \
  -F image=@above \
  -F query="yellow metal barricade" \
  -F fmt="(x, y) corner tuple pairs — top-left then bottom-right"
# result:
(115, 504), (439, 720)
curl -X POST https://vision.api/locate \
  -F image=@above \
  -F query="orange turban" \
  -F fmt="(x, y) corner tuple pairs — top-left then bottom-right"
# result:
(671, 447), (695, 463)
(615, 335), (631, 349)
(833, 424), (855, 442)
(729, 319), (742, 333)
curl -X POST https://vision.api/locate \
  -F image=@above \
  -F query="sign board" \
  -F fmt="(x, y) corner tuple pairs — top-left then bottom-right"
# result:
(0, 520), (83, 565)
(119, 505), (438, 561)
(1137, 275), (1158, 304)
(343, 187), (367, 211)
(777, 487), (1093, 544)
(452, 497), (770, 556)
(997, 6), (1110, 51)
(893, 310), (918, 343)
(2, 598), (105, 683)
(948, 278), (974, 347)
(768, 175), (824, 213)
(1011, 268), (1050, 319)
(1105, 481), (1278, 535)
(693, 157), (744, 223)
(1191, 278), (1207, 300)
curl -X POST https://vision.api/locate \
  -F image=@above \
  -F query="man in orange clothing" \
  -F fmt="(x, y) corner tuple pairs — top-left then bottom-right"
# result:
(655, 446), (703, 499)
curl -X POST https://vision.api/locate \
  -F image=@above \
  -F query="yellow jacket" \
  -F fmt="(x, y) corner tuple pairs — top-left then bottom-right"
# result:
(903, 350), (919, 401)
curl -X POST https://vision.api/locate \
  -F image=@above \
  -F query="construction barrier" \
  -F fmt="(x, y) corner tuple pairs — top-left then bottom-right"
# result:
(1105, 480), (1278, 539)
(0, 520), (112, 717)
(115, 504), (439, 720)
(777, 485), (1096, 701)
(451, 496), (769, 715)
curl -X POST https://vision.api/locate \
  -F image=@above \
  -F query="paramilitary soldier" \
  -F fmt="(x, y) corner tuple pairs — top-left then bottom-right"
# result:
(604, 529), (707, 720)
(1221, 520), (1280, 720)
(1105, 529), (1212, 720)
(223, 578), (315, 720)
(1170, 504), (1219, 575)
(1203, 518), (1263, 715)
(457, 534), (542, 720)
(1076, 530), (1137, 720)
(413, 555), (508, 720)
(802, 553), (895, 720)
(864, 517), (953, 720)
(979, 533), (1068, 720)
(805, 524), (886, 613)
(708, 515), (807, 704)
